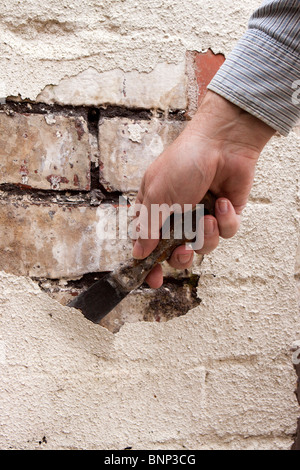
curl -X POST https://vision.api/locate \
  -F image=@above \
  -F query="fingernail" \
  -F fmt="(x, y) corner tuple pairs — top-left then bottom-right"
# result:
(204, 218), (215, 235)
(217, 199), (228, 214)
(132, 240), (144, 259)
(177, 253), (193, 264)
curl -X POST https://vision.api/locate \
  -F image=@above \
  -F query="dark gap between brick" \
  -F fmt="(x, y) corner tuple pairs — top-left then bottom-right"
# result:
(1, 100), (187, 122)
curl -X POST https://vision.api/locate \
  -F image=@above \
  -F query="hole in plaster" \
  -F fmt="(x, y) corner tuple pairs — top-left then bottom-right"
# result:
(0, 100), (202, 334)
(37, 271), (201, 334)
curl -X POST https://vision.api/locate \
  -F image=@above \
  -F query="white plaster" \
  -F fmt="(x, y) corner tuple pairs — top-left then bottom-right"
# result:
(0, 0), (299, 451)
(0, 0), (260, 101)
(127, 123), (146, 143)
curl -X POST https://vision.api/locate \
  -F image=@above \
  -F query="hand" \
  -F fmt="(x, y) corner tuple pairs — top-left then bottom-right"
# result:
(132, 91), (275, 288)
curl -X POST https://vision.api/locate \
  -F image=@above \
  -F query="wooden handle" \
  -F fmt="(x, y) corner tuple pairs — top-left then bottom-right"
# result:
(112, 191), (216, 292)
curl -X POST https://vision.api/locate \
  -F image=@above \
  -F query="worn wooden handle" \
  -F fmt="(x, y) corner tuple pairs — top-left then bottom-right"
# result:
(112, 191), (216, 292)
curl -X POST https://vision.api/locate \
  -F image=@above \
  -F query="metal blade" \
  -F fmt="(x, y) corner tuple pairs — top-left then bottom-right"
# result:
(68, 273), (128, 324)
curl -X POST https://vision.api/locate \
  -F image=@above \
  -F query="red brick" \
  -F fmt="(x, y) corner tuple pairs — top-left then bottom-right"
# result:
(186, 50), (225, 114)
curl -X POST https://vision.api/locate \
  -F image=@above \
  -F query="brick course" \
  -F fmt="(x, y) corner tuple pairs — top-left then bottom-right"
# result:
(37, 62), (188, 111)
(0, 195), (131, 279)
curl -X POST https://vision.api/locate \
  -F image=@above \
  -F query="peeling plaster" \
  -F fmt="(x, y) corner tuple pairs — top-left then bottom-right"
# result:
(0, 0), (260, 101)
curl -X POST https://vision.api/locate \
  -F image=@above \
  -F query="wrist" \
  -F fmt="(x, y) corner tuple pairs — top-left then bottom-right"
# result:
(189, 90), (276, 157)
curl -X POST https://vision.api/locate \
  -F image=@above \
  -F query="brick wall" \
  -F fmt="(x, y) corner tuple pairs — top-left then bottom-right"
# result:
(0, 51), (225, 334)
(0, 0), (299, 450)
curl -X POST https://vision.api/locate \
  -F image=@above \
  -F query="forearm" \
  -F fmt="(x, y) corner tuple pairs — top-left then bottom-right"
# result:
(208, 0), (300, 136)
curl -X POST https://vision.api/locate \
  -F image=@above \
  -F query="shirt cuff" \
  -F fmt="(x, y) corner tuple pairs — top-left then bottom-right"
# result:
(207, 28), (300, 136)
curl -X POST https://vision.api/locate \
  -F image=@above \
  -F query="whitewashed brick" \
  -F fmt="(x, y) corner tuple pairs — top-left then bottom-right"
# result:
(37, 62), (188, 111)
(0, 197), (131, 279)
(0, 112), (91, 191)
(99, 117), (186, 192)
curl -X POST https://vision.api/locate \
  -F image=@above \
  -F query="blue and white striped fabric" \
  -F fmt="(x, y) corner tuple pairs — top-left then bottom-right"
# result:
(208, 0), (300, 136)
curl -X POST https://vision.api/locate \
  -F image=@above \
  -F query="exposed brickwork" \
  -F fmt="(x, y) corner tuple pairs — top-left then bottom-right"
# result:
(99, 117), (186, 193)
(36, 62), (188, 111)
(0, 56), (214, 333)
(0, 194), (131, 279)
(186, 49), (225, 116)
(0, 112), (91, 191)
(193, 49), (225, 106)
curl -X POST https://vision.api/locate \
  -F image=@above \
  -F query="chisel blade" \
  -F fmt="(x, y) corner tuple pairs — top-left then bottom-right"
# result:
(68, 273), (128, 324)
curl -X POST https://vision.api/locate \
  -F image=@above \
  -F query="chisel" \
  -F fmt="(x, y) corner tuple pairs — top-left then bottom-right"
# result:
(68, 191), (216, 324)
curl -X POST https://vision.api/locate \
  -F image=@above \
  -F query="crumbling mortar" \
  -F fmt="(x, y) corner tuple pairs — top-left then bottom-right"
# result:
(0, 186), (105, 207)
(0, 100), (187, 122)
(35, 272), (200, 297)
(0, 99), (89, 120)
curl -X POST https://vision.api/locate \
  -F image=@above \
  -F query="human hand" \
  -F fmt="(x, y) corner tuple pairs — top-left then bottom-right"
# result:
(132, 91), (275, 288)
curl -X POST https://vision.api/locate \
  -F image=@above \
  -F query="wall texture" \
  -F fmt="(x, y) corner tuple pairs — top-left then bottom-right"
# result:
(0, 0), (299, 450)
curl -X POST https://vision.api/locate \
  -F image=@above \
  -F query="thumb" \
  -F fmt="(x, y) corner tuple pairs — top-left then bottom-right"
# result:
(132, 238), (159, 260)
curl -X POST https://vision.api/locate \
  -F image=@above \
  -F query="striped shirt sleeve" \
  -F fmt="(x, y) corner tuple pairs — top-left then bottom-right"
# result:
(207, 0), (300, 136)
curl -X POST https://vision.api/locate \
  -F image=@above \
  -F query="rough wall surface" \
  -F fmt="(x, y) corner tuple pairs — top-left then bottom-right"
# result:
(0, 0), (257, 101)
(0, 0), (300, 451)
